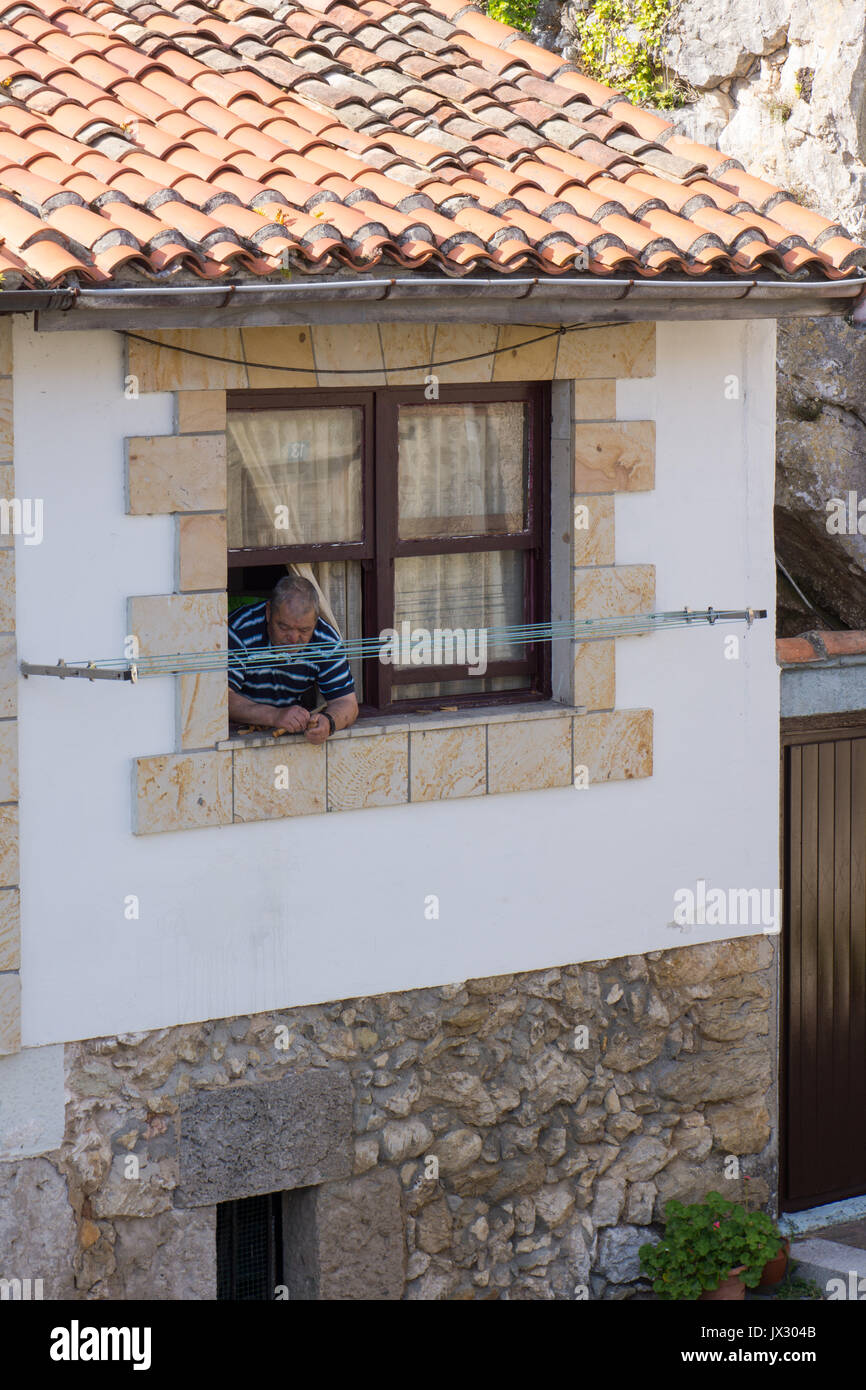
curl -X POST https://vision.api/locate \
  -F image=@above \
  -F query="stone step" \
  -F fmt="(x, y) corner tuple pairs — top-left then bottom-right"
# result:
(790, 1238), (866, 1299)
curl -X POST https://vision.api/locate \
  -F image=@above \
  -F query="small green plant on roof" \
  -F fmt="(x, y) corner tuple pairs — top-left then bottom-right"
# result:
(571, 0), (686, 109)
(639, 1191), (784, 1300)
(485, 0), (539, 31)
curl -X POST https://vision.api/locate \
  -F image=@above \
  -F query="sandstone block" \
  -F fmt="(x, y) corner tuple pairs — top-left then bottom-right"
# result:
(573, 493), (615, 565)
(409, 725), (486, 802)
(129, 592), (226, 658)
(574, 421), (655, 492)
(327, 733), (408, 811)
(134, 751), (232, 835)
(177, 513), (227, 592)
(127, 434), (227, 514)
(556, 322), (655, 380)
(573, 709), (653, 784)
(234, 741), (326, 821)
(176, 390), (226, 434)
(573, 563), (655, 621)
(0, 887), (19, 971)
(487, 716), (572, 795)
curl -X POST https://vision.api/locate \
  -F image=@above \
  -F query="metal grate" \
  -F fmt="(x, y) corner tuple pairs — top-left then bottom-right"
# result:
(216, 1192), (283, 1300)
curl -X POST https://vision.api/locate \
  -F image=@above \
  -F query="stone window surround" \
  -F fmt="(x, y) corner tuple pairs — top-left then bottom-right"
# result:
(125, 322), (657, 834)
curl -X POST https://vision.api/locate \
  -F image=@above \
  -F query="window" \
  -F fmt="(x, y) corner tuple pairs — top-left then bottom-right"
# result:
(216, 1192), (283, 1300)
(226, 384), (550, 714)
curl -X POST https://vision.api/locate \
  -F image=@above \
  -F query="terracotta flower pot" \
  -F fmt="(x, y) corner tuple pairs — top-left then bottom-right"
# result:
(699, 1265), (747, 1301)
(759, 1239), (790, 1287)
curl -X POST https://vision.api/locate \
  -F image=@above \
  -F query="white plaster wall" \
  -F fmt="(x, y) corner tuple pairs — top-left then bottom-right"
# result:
(12, 317), (779, 1046)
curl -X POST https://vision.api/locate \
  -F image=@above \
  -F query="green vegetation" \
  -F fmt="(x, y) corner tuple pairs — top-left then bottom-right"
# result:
(640, 1192), (784, 1300)
(486, 0), (538, 30)
(570, 0), (685, 108)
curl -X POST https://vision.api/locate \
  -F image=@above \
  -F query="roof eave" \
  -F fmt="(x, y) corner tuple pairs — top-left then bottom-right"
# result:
(12, 273), (866, 332)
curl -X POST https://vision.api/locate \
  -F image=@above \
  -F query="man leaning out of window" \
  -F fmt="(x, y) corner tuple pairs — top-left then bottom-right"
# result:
(228, 575), (359, 744)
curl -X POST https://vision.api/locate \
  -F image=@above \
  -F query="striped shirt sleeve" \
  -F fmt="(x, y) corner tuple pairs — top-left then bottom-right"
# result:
(312, 620), (355, 699)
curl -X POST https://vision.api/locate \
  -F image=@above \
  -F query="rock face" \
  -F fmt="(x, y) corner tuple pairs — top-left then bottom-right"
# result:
(538, 0), (866, 633)
(0, 938), (777, 1300)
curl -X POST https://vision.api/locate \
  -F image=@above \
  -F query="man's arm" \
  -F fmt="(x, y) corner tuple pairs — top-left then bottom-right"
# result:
(305, 692), (358, 745)
(228, 689), (310, 732)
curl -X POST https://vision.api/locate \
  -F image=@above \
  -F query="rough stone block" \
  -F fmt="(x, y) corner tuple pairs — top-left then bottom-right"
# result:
(175, 1069), (354, 1206)
(127, 434), (226, 514)
(0, 718), (17, 800)
(0, 971), (21, 1054)
(177, 512), (227, 592)
(0, 1156), (78, 1294)
(487, 717), (572, 795)
(106, 1209), (216, 1300)
(128, 329), (247, 392)
(134, 751), (232, 835)
(0, 802), (18, 885)
(409, 725), (486, 802)
(241, 326), (316, 387)
(179, 672), (228, 750)
(327, 733), (408, 811)
(572, 709), (653, 784)
(574, 421), (655, 492)
(573, 640), (615, 711)
(573, 493), (615, 565)
(572, 564), (655, 621)
(556, 322), (655, 380)
(492, 324), (558, 381)
(176, 390), (226, 434)
(0, 888), (19, 971)
(281, 1167), (405, 1300)
(128, 592), (226, 658)
(233, 742), (327, 821)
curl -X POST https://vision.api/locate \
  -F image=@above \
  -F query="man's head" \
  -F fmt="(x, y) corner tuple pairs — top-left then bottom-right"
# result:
(266, 575), (320, 647)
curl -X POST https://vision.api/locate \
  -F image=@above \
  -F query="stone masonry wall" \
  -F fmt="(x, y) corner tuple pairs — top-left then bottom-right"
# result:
(0, 935), (776, 1300)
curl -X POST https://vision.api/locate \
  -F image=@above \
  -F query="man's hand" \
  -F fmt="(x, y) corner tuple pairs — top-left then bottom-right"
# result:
(273, 704), (311, 734)
(304, 712), (331, 745)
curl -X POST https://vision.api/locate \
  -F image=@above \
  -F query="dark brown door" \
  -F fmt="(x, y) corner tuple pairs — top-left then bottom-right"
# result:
(782, 715), (866, 1210)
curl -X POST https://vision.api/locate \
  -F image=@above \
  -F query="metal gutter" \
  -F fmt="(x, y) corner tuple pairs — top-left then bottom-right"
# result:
(19, 273), (865, 332)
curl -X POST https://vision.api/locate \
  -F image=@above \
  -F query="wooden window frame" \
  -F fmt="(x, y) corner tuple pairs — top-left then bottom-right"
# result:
(227, 382), (551, 715)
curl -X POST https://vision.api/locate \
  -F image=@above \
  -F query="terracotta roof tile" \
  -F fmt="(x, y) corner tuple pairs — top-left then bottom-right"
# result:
(0, 0), (855, 287)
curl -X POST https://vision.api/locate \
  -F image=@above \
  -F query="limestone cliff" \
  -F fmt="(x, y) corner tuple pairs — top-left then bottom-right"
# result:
(532, 0), (866, 633)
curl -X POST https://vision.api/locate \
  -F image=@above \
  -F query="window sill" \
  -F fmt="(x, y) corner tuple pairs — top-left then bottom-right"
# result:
(217, 700), (588, 750)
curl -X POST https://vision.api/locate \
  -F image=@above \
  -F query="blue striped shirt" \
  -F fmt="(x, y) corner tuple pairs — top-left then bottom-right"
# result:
(228, 601), (355, 705)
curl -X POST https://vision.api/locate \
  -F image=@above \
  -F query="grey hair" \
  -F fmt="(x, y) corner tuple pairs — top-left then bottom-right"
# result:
(270, 575), (320, 616)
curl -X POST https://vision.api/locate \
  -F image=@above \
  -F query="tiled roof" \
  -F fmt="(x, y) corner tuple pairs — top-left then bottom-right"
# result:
(777, 630), (866, 665)
(0, 0), (862, 286)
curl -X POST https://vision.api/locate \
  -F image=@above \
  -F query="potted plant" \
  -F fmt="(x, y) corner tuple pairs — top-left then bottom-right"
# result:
(640, 1191), (785, 1300)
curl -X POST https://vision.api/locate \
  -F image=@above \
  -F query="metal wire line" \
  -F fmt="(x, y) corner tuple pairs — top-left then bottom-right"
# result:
(64, 609), (766, 680)
(122, 320), (624, 376)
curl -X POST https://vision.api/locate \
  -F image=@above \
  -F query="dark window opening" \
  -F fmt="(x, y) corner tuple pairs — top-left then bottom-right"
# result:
(216, 1192), (283, 1301)
(226, 383), (551, 715)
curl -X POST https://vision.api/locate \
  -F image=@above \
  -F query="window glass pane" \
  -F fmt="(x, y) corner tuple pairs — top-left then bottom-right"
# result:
(398, 676), (526, 700)
(393, 551), (526, 667)
(398, 402), (528, 539)
(227, 408), (363, 547)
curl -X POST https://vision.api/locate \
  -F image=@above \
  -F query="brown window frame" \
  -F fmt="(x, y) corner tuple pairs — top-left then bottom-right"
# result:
(226, 382), (551, 716)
